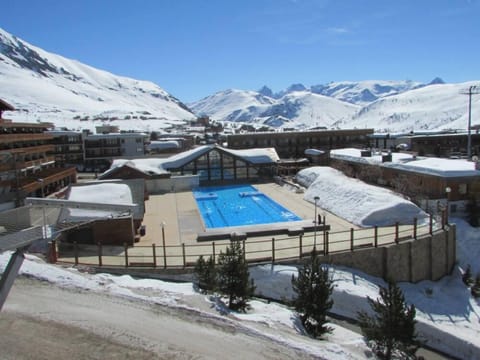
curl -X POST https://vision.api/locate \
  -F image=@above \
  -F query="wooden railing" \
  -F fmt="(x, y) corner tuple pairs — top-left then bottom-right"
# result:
(55, 215), (441, 270)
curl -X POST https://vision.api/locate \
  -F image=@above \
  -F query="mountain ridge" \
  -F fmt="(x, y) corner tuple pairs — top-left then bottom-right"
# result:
(0, 27), (195, 132)
(1, 27), (479, 133)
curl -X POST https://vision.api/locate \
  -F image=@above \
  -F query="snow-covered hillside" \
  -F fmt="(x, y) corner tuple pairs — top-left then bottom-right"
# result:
(0, 27), (195, 131)
(190, 80), (480, 132)
(189, 88), (275, 122)
(310, 79), (424, 105)
(334, 82), (480, 133)
(190, 89), (360, 129)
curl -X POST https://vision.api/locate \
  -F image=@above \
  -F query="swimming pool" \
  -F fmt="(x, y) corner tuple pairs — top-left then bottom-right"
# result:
(193, 184), (302, 228)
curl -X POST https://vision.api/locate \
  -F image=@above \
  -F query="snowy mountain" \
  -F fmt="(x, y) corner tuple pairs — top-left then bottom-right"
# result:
(333, 81), (480, 133)
(0, 28), (195, 131)
(190, 80), (480, 132)
(310, 79), (423, 105)
(190, 89), (360, 129)
(190, 88), (276, 123)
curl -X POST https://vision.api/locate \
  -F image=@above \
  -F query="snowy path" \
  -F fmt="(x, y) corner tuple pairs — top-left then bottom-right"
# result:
(1, 276), (368, 359)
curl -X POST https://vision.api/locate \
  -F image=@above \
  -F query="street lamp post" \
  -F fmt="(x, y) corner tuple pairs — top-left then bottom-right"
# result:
(313, 196), (319, 252)
(161, 222), (167, 268)
(460, 85), (480, 159)
(445, 187), (451, 225)
(37, 178), (47, 239)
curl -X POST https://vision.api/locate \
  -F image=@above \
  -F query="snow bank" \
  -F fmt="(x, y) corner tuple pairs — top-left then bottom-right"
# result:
(296, 167), (429, 227)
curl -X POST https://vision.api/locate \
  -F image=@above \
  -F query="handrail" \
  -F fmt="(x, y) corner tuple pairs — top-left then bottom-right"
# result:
(55, 217), (437, 269)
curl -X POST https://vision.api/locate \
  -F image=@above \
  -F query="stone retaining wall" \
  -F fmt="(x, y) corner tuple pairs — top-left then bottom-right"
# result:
(318, 225), (456, 283)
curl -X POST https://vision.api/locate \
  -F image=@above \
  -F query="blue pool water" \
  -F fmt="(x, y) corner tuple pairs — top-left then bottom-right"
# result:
(193, 184), (302, 228)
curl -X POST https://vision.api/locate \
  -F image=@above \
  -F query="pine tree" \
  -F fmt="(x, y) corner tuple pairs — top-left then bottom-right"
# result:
(216, 241), (255, 311)
(471, 274), (480, 298)
(291, 251), (334, 338)
(462, 264), (474, 287)
(358, 280), (419, 360)
(194, 255), (217, 292)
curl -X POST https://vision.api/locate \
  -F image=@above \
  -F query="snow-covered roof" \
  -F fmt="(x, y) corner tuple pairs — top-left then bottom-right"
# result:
(147, 140), (180, 150)
(108, 158), (170, 176)
(102, 145), (280, 176)
(221, 147), (280, 164)
(296, 166), (429, 227)
(304, 148), (325, 156)
(331, 148), (480, 178)
(64, 182), (136, 220)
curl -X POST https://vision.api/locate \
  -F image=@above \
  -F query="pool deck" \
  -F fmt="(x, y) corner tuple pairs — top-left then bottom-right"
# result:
(139, 182), (357, 247)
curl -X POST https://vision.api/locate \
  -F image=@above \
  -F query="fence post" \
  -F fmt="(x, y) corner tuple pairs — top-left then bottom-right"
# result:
(325, 231), (329, 255)
(413, 218), (417, 239)
(350, 228), (354, 251)
(74, 241), (78, 266)
(374, 226), (378, 247)
(49, 240), (57, 263)
(429, 214), (433, 235)
(323, 230), (327, 255)
(212, 241), (216, 262)
(163, 239), (167, 269)
(441, 209), (446, 229)
(124, 242), (128, 268)
(395, 222), (399, 244)
(152, 244), (157, 268)
(271, 237), (275, 263)
(299, 234), (303, 259)
(97, 242), (103, 267)
(182, 243), (186, 268)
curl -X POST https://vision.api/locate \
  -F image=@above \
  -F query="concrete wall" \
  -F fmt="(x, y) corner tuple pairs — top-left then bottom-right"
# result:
(64, 217), (135, 246)
(0, 206), (32, 230)
(146, 175), (200, 194)
(320, 225), (456, 283)
(93, 217), (135, 246)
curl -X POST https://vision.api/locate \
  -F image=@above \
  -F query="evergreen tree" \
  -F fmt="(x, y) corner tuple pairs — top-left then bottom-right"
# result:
(216, 241), (255, 311)
(358, 280), (419, 360)
(471, 274), (480, 298)
(291, 251), (334, 338)
(194, 255), (217, 292)
(462, 264), (474, 287)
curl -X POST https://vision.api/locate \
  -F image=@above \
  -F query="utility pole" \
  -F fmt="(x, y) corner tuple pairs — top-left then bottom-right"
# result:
(460, 85), (480, 159)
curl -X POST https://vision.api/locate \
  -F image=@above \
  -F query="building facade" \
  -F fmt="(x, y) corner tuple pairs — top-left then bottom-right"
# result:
(227, 129), (373, 158)
(0, 103), (77, 208)
(50, 130), (84, 168)
(83, 133), (149, 172)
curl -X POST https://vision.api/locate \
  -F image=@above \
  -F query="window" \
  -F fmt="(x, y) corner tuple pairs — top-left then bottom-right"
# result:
(459, 183), (467, 195)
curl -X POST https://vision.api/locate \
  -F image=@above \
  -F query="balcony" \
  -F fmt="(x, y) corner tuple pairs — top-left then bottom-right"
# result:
(0, 133), (54, 143)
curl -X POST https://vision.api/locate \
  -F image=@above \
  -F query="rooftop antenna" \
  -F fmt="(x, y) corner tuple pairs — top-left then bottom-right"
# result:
(459, 85), (480, 159)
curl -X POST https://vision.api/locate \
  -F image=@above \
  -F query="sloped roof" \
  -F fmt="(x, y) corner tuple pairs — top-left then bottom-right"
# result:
(101, 145), (280, 178)
(0, 98), (15, 112)
(98, 162), (154, 179)
(219, 147), (280, 164)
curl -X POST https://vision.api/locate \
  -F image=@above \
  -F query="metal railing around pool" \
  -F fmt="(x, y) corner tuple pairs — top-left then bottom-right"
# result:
(55, 215), (443, 270)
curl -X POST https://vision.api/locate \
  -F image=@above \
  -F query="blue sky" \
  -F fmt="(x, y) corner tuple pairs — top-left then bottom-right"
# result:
(2, 0), (479, 102)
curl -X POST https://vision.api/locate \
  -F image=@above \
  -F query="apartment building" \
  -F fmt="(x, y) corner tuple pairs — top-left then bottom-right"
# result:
(227, 129), (373, 158)
(0, 100), (77, 209)
(83, 132), (149, 171)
